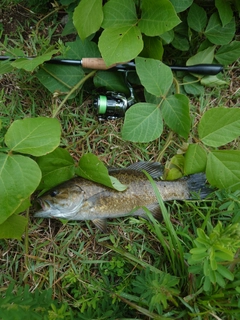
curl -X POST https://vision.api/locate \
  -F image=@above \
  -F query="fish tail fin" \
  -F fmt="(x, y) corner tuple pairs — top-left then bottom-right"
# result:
(187, 173), (213, 199)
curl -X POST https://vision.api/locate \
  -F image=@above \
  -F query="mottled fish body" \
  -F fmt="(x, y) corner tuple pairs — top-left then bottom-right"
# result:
(34, 162), (210, 231)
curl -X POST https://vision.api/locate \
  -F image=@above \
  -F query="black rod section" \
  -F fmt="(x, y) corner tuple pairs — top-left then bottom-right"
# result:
(0, 56), (223, 75)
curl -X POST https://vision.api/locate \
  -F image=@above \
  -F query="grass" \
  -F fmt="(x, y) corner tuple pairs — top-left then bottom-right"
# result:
(1, 2), (240, 320)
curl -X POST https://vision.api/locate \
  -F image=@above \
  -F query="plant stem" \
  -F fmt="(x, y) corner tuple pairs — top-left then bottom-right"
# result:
(24, 207), (30, 270)
(173, 77), (180, 94)
(52, 70), (96, 118)
(157, 131), (174, 162)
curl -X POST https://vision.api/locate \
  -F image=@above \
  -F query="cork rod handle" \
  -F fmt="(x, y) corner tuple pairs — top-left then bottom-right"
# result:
(81, 58), (119, 70)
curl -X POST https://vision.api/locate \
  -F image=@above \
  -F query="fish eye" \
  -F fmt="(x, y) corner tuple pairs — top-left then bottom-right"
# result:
(50, 190), (58, 197)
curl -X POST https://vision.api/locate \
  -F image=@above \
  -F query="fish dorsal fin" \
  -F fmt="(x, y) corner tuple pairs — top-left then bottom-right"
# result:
(126, 162), (163, 179)
(92, 218), (107, 233)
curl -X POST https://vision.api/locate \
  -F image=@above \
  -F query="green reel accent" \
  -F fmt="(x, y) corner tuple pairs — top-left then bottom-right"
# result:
(98, 95), (107, 114)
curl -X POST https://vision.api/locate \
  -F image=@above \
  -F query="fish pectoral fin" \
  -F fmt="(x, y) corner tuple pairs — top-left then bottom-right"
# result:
(92, 218), (107, 233)
(134, 203), (162, 221)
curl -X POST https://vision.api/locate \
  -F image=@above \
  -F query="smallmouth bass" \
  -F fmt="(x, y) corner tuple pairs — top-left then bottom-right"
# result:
(34, 162), (211, 232)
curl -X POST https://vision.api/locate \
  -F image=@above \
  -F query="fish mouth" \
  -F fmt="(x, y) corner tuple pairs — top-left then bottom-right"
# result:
(38, 198), (50, 210)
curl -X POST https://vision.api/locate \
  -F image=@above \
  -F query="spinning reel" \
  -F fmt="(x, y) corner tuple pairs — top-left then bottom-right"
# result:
(93, 76), (136, 120)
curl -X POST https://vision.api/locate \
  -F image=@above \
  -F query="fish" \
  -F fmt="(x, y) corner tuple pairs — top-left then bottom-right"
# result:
(34, 162), (211, 232)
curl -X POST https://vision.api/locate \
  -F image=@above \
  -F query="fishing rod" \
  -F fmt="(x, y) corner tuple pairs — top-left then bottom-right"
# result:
(0, 55), (224, 120)
(0, 56), (223, 75)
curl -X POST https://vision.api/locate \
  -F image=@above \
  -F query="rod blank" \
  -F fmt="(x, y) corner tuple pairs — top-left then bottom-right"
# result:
(0, 56), (223, 75)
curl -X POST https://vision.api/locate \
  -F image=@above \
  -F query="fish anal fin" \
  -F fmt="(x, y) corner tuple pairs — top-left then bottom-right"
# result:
(92, 218), (107, 233)
(134, 203), (162, 221)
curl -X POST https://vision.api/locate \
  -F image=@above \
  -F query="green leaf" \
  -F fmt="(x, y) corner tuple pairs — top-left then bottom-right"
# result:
(0, 214), (28, 240)
(206, 150), (240, 191)
(217, 265), (234, 281)
(73, 0), (103, 40)
(11, 49), (58, 71)
(122, 103), (163, 142)
(65, 39), (101, 59)
(183, 75), (204, 96)
(76, 154), (127, 191)
(93, 71), (128, 93)
(36, 148), (75, 190)
(139, 0), (181, 36)
(187, 3), (207, 32)
(171, 34), (189, 51)
(5, 117), (61, 156)
(0, 153), (41, 224)
(169, 0), (193, 12)
(215, 270), (226, 287)
(99, 26), (143, 66)
(215, 41), (240, 65)
(161, 94), (191, 139)
(141, 36), (164, 60)
(36, 64), (85, 98)
(190, 247), (207, 255)
(200, 75), (227, 87)
(204, 13), (236, 45)
(102, 0), (137, 28)
(165, 154), (185, 180)
(0, 60), (14, 75)
(198, 107), (240, 147)
(135, 57), (173, 97)
(215, 0), (233, 26)
(184, 144), (207, 175)
(187, 46), (216, 65)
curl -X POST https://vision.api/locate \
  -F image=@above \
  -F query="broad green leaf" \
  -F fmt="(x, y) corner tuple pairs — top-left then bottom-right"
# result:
(187, 3), (207, 32)
(5, 117), (61, 156)
(171, 34), (189, 51)
(205, 13), (236, 45)
(93, 71), (128, 94)
(135, 57), (173, 97)
(73, 0), (103, 40)
(215, 0), (233, 26)
(183, 75), (204, 96)
(169, 0), (193, 12)
(13, 197), (31, 215)
(141, 36), (164, 60)
(160, 30), (174, 44)
(36, 148), (75, 190)
(200, 75), (227, 87)
(161, 94), (191, 139)
(122, 103), (163, 142)
(165, 167), (182, 180)
(11, 50), (58, 71)
(165, 154), (185, 180)
(65, 39), (101, 60)
(99, 26), (143, 66)
(144, 89), (162, 105)
(215, 41), (240, 65)
(198, 107), (240, 147)
(0, 214), (28, 240)
(184, 144), (207, 175)
(0, 60), (14, 74)
(76, 153), (127, 191)
(206, 150), (240, 191)
(102, 0), (137, 28)
(0, 153), (41, 224)
(187, 46), (216, 65)
(36, 64), (85, 98)
(139, 0), (181, 36)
